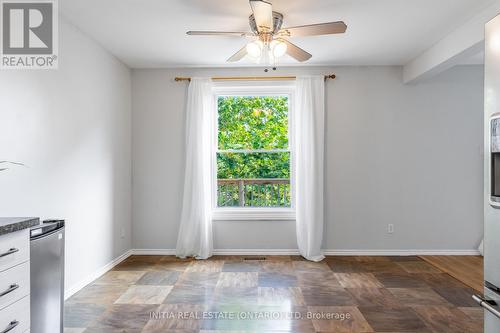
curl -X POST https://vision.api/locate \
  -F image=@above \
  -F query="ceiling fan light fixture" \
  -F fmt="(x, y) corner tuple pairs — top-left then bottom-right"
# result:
(186, 1), (348, 64)
(246, 40), (264, 58)
(270, 39), (287, 58)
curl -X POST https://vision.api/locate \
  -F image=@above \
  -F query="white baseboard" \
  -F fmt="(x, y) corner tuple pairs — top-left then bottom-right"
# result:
(131, 249), (176, 255)
(322, 249), (481, 256)
(212, 249), (301, 255)
(64, 249), (133, 300)
(130, 248), (481, 256)
(130, 249), (300, 255)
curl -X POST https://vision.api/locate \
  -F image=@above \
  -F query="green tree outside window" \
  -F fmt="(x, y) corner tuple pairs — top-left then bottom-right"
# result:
(217, 96), (291, 207)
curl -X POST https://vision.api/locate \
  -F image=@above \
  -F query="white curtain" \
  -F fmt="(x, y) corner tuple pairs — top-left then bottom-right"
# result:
(176, 78), (214, 259)
(294, 76), (325, 262)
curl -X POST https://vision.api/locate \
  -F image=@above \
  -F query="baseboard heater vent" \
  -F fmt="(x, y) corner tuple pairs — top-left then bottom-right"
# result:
(244, 257), (266, 261)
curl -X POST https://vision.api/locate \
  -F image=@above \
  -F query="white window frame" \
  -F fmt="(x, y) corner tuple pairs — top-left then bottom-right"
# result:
(211, 82), (296, 221)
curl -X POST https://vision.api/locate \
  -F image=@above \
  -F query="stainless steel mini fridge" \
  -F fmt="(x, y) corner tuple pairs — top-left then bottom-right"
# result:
(30, 220), (65, 333)
(476, 13), (500, 332)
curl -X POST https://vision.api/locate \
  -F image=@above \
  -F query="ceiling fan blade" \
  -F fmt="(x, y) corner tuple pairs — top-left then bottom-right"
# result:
(249, 0), (273, 33)
(227, 46), (248, 62)
(187, 31), (251, 37)
(282, 39), (312, 62)
(279, 21), (347, 37)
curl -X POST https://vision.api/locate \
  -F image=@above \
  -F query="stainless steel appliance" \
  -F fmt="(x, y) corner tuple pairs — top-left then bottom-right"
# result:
(474, 13), (500, 332)
(491, 115), (500, 206)
(30, 220), (65, 333)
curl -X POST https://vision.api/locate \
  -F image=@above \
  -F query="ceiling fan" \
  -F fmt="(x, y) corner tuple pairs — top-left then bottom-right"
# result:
(186, 0), (347, 64)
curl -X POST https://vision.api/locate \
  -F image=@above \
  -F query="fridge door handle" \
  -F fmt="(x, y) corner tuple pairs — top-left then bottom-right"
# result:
(473, 294), (500, 319)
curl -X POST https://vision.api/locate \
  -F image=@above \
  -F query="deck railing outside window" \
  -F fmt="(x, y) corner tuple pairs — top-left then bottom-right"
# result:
(217, 178), (291, 207)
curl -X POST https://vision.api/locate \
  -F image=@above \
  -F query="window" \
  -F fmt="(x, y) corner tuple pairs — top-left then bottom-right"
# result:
(212, 86), (295, 220)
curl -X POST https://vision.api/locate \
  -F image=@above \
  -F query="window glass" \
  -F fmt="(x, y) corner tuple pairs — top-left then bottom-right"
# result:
(216, 95), (291, 208)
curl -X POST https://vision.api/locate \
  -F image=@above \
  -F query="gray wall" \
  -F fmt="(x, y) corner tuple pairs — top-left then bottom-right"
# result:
(131, 66), (484, 252)
(0, 18), (132, 292)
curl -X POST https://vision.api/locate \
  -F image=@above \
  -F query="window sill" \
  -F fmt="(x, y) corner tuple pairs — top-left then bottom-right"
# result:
(212, 208), (296, 221)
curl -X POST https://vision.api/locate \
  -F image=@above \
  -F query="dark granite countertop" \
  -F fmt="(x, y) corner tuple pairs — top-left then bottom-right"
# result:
(0, 217), (39, 236)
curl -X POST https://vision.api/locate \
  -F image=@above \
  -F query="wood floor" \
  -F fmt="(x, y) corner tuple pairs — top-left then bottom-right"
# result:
(64, 255), (483, 333)
(419, 255), (484, 293)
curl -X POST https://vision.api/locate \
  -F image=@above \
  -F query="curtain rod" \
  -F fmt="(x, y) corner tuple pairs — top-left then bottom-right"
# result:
(174, 74), (336, 82)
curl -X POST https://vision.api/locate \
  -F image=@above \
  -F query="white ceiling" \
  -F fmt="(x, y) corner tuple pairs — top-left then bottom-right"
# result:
(60, 0), (494, 68)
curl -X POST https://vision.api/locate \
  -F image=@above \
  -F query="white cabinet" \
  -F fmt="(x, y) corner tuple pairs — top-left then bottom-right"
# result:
(0, 261), (29, 311)
(0, 229), (30, 332)
(0, 296), (29, 333)
(0, 230), (29, 273)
